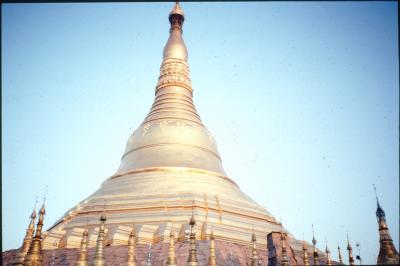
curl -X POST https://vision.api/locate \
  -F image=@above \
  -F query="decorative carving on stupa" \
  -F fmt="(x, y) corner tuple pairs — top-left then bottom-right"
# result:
(374, 185), (400, 265)
(12, 206), (37, 265)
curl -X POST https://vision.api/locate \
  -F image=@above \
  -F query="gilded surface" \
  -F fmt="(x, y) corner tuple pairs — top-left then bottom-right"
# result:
(92, 215), (106, 266)
(166, 230), (177, 266)
(24, 204), (45, 266)
(376, 201), (400, 265)
(12, 208), (36, 265)
(43, 2), (285, 252)
(75, 229), (89, 266)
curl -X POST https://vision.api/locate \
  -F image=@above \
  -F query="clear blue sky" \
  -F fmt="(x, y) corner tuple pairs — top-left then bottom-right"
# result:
(2, 2), (398, 264)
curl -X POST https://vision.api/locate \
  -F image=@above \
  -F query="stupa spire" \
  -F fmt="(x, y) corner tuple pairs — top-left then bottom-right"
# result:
(166, 229), (177, 266)
(346, 233), (355, 265)
(24, 202), (46, 266)
(116, 1), (227, 177)
(337, 245), (343, 264)
(208, 230), (217, 266)
(280, 224), (289, 266)
(75, 228), (89, 266)
(373, 185), (399, 265)
(12, 205), (37, 265)
(311, 224), (319, 266)
(163, 1), (187, 61)
(123, 226), (137, 266)
(302, 241), (310, 266)
(92, 214), (107, 266)
(187, 215), (199, 266)
(250, 231), (258, 266)
(325, 241), (332, 266)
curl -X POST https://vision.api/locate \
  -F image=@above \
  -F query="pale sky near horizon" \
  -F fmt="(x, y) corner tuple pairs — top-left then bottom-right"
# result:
(2, 2), (399, 264)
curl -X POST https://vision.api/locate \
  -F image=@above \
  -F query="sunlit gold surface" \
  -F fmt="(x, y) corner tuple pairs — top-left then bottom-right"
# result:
(12, 208), (36, 265)
(92, 215), (106, 266)
(42, 3), (286, 251)
(376, 200), (400, 265)
(166, 230), (177, 266)
(24, 204), (45, 266)
(208, 231), (216, 266)
(75, 229), (88, 266)
(250, 233), (258, 266)
(122, 227), (137, 266)
(303, 241), (310, 266)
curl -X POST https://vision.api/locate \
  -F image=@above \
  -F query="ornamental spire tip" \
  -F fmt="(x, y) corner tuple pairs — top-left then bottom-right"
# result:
(170, 1), (184, 17)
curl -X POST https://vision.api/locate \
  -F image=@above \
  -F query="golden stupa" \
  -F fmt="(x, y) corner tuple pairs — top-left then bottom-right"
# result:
(42, 2), (296, 252)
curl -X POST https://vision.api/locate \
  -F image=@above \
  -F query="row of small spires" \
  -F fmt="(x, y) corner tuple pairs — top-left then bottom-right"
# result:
(13, 204), (359, 266)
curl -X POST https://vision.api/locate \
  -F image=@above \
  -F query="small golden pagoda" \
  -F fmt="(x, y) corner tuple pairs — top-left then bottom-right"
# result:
(208, 231), (217, 266)
(374, 185), (399, 265)
(24, 203), (46, 266)
(166, 230), (177, 266)
(250, 232), (258, 266)
(346, 234), (355, 266)
(12, 206), (36, 265)
(75, 228), (89, 266)
(337, 245), (343, 265)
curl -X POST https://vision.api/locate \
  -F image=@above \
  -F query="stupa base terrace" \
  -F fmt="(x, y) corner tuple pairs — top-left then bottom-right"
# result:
(3, 233), (334, 266)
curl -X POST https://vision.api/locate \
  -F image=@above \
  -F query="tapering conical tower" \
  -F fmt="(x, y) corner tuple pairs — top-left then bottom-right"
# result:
(24, 203), (45, 266)
(280, 225), (289, 266)
(346, 234), (354, 266)
(75, 228), (89, 266)
(312, 225), (319, 266)
(166, 230), (177, 266)
(374, 185), (399, 265)
(92, 215), (107, 266)
(325, 243), (332, 266)
(337, 245), (343, 265)
(302, 241), (310, 266)
(43, 1), (282, 251)
(12, 207), (37, 265)
(123, 226), (137, 266)
(208, 231), (217, 266)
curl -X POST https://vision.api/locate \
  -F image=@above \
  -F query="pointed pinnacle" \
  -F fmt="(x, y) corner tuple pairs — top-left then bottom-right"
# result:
(30, 207), (37, 220)
(170, 1), (184, 17)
